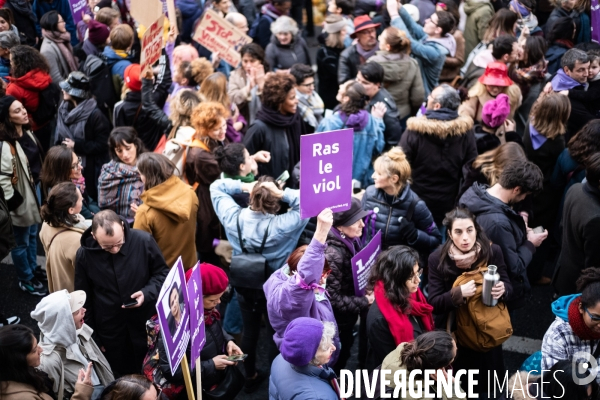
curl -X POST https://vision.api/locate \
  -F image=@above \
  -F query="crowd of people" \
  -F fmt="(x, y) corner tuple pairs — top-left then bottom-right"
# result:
(0, 0), (599, 398)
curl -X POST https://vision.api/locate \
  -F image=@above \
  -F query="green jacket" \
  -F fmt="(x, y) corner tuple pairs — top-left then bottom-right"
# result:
(463, 0), (495, 57)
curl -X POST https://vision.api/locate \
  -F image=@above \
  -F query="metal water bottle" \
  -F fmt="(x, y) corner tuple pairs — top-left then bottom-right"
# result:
(482, 265), (500, 307)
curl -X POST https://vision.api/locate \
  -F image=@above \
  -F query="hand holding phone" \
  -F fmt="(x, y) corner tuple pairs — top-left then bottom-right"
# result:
(226, 354), (248, 362)
(122, 299), (138, 308)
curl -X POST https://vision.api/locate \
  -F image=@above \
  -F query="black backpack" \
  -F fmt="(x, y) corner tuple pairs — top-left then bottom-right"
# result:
(32, 82), (61, 125)
(82, 54), (118, 120)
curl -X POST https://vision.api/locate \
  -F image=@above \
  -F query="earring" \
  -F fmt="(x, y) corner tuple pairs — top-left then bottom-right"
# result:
(340, 230), (346, 239)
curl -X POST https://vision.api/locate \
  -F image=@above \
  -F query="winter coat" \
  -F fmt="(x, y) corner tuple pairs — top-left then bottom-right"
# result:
(544, 7), (584, 41)
(338, 44), (361, 85)
(361, 184), (441, 251)
(39, 216), (88, 293)
(269, 354), (340, 400)
(458, 183), (535, 309)
(263, 238), (340, 365)
(368, 88), (404, 147)
(325, 232), (369, 316)
(0, 57), (11, 82)
(0, 381), (93, 400)
(546, 43), (571, 75)
(114, 89), (166, 152)
(463, 0), (494, 57)
(7, 69), (52, 131)
(427, 243), (512, 328)
(316, 112), (385, 188)
(134, 175), (199, 270)
(210, 178), (308, 272)
(316, 34), (344, 110)
(102, 46), (132, 81)
(228, 67), (261, 124)
(178, 0), (203, 43)
(32, 0), (77, 46)
(55, 100), (110, 202)
(5, 0), (38, 47)
(367, 52), (425, 118)
(400, 114), (477, 225)
(40, 38), (71, 83)
(522, 125), (565, 229)
(459, 85), (522, 123)
(0, 137), (41, 227)
(97, 160), (144, 220)
(440, 30), (466, 83)
(74, 219), (169, 371)
(391, 8), (453, 95)
(565, 85), (596, 143)
(185, 138), (224, 254)
(554, 182), (600, 295)
(265, 35), (311, 71)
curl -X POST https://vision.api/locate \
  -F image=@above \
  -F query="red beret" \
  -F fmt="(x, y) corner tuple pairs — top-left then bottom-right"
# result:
(199, 263), (228, 296)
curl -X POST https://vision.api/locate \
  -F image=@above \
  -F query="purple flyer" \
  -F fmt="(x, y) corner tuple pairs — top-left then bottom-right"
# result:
(351, 230), (382, 296)
(300, 128), (353, 219)
(68, 0), (88, 25)
(156, 257), (190, 375)
(186, 262), (206, 369)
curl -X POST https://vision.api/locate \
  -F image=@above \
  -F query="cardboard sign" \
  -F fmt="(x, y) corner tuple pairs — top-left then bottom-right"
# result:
(130, 0), (163, 28)
(193, 9), (253, 67)
(299, 129), (353, 219)
(68, 0), (88, 25)
(351, 230), (382, 296)
(141, 15), (165, 70)
(186, 263), (206, 369)
(156, 257), (190, 375)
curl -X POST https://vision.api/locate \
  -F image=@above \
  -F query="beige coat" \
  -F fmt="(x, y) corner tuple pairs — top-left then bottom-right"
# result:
(39, 217), (88, 293)
(458, 84), (522, 123)
(228, 67), (252, 107)
(0, 381), (93, 400)
(38, 324), (114, 398)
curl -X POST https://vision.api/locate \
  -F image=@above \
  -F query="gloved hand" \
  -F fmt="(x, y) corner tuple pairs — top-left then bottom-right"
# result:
(398, 217), (418, 244)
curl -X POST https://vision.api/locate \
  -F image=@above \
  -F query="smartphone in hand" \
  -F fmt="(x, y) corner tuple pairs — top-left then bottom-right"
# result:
(226, 354), (248, 362)
(123, 298), (138, 308)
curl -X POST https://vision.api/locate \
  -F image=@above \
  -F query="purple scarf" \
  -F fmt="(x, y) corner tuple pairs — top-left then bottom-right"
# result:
(356, 42), (379, 61)
(339, 110), (369, 131)
(529, 123), (547, 150)
(552, 69), (585, 91)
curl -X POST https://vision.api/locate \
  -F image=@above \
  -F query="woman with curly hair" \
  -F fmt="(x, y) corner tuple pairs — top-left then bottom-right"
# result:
(243, 72), (306, 185)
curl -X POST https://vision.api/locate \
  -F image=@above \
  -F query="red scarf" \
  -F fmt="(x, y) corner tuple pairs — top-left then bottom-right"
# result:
(374, 281), (434, 346)
(568, 297), (600, 341)
(204, 308), (221, 326)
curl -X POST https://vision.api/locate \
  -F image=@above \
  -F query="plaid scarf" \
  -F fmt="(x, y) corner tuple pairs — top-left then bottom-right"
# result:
(296, 90), (324, 129)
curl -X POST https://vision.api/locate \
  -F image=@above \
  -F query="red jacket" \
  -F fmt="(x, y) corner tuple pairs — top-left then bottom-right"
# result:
(7, 69), (52, 130)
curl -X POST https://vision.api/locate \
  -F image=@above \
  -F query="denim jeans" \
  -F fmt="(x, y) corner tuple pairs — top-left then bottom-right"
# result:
(223, 290), (243, 335)
(11, 224), (38, 282)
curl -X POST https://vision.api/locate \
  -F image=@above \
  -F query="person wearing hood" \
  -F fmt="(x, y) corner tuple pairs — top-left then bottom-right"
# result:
(542, 268), (600, 382)
(31, 290), (114, 398)
(458, 161), (546, 310)
(363, 331), (460, 400)
(366, 28), (425, 137)
(400, 84), (477, 228)
(39, 182), (91, 293)
(316, 14), (347, 110)
(547, 48), (595, 142)
(55, 72), (110, 202)
(74, 209), (169, 376)
(265, 16), (311, 72)
(388, 0), (456, 96)
(463, 0), (494, 57)
(4, 0), (38, 47)
(316, 81), (386, 188)
(338, 15), (380, 85)
(269, 318), (340, 400)
(133, 153), (199, 270)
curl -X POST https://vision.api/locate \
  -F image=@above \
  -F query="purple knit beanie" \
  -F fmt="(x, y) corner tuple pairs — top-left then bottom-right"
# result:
(482, 93), (510, 128)
(280, 318), (324, 367)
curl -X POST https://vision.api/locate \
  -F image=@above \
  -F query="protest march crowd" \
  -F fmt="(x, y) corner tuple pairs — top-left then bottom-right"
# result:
(1, 0), (600, 397)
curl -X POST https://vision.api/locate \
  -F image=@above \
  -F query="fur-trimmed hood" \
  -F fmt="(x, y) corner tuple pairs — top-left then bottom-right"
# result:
(506, 371), (541, 400)
(406, 115), (474, 139)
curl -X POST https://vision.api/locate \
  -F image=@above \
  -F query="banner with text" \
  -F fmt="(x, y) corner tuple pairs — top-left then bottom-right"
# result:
(351, 230), (382, 296)
(193, 9), (253, 67)
(156, 257), (190, 375)
(68, 0), (87, 26)
(186, 262), (206, 369)
(300, 128), (353, 219)
(141, 15), (165, 70)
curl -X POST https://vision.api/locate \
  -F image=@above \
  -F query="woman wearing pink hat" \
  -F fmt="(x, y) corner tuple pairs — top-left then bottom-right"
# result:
(459, 62), (522, 124)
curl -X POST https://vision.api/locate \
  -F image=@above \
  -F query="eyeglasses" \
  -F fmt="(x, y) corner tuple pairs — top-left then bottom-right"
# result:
(584, 306), (600, 322)
(99, 237), (125, 251)
(426, 17), (438, 27)
(71, 157), (82, 170)
(408, 268), (423, 283)
(152, 382), (163, 399)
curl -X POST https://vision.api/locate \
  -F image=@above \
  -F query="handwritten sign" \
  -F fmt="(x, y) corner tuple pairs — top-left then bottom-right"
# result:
(193, 9), (253, 67)
(156, 257), (190, 375)
(186, 262), (206, 369)
(300, 129), (353, 219)
(352, 230), (382, 296)
(141, 15), (165, 70)
(68, 0), (87, 25)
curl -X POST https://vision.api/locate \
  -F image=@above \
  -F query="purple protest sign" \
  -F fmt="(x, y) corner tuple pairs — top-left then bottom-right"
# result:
(156, 257), (191, 375)
(300, 129), (353, 219)
(186, 262), (206, 369)
(68, 0), (88, 25)
(351, 230), (382, 296)
(593, 0), (600, 43)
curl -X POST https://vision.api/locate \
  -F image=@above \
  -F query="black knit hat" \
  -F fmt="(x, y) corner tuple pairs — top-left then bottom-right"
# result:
(0, 95), (17, 121)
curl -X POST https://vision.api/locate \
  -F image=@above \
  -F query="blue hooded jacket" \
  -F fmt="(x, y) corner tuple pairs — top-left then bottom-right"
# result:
(551, 293), (581, 321)
(33, 0), (78, 46)
(103, 46), (133, 80)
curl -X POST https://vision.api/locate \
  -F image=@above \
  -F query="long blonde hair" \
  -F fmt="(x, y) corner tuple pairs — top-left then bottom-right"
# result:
(199, 72), (231, 110)
(472, 142), (527, 186)
(373, 147), (412, 195)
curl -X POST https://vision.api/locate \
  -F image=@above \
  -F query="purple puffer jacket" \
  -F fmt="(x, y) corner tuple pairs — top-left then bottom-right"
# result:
(263, 238), (340, 366)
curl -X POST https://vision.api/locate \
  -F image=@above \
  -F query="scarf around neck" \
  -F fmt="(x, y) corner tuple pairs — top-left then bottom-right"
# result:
(56, 98), (97, 167)
(568, 297), (600, 340)
(256, 106), (305, 171)
(374, 280), (434, 345)
(204, 308), (221, 326)
(529, 123), (548, 150)
(425, 107), (459, 121)
(339, 110), (369, 131)
(223, 172), (255, 182)
(42, 29), (78, 72)
(448, 243), (481, 269)
(356, 42), (379, 61)
(261, 3), (283, 19)
(72, 176), (86, 198)
(552, 69), (584, 91)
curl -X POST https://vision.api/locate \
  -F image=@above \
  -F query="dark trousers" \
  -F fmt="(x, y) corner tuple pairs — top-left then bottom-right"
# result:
(333, 309), (368, 374)
(237, 289), (278, 377)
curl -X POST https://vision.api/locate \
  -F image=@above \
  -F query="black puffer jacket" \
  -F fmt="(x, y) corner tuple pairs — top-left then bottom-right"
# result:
(361, 184), (441, 251)
(325, 233), (370, 316)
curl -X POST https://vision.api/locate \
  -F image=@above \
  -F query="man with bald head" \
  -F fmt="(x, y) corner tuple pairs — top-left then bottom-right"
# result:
(226, 12), (249, 34)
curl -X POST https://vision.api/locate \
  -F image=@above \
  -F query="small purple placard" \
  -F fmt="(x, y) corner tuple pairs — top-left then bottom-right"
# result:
(186, 262), (206, 369)
(351, 230), (382, 296)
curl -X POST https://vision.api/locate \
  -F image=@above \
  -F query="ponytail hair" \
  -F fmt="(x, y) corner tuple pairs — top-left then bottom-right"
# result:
(340, 82), (369, 115)
(373, 147), (411, 195)
(40, 182), (80, 227)
(400, 331), (455, 371)
(577, 268), (600, 309)
(249, 175), (281, 215)
(382, 27), (411, 55)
